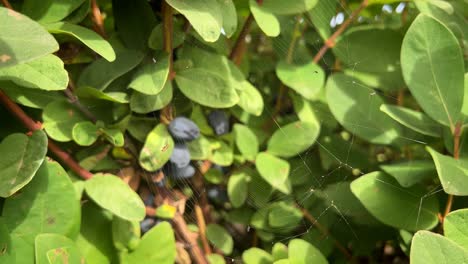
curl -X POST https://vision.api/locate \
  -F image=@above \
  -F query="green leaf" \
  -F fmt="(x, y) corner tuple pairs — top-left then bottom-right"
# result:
(139, 124), (174, 171)
(237, 80), (264, 116)
(0, 218), (14, 263)
(268, 202), (302, 228)
(326, 73), (402, 145)
(250, 0), (280, 37)
(205, 168), (224, 184)
(0, 7), (58, 68)
(166, 0), (222, 42)
(129, 53), (169, 95)
(22, 0), (85, 23)
(350, 171), (439, 231)
(100, 127), (124, 147)
(3, 159), (80, 244)
(122, 222), (176, 264)
(0, 54), (68, 91)
(234, 124), (259, 161)
(112, 217), (141, 251)
(175, 68), (239, 108)
(155, 204), (177, 219)
(206, 224), (234, 255)
(130, 82), (173, 114)
(276, 61), (324, 100)
(75, 86), (129, 103)
(84, 174), (146, 221)
(272, 243), (288, 261)
(380, 104), (443, 137)
(77, 50), (144, 90)
(288, 239), (328, 264)
(207, 254), (225, 264)
(43, 101), (87, 142)
(148, 23), (185, 50)
(112, 0), (157, 50)
(218, 0), (237, 37)
(72, 121), (99, 146)
(256, 152), (291, 194)
(76, 202), (115, 264)
(64, 0), (90, 24)
(444, 209), (468, 251)
(0, 81), (66, 109)
(401, 14), (464, 127)
(308, 0), (338, 40)
(188, 135), (212, 160)
(210, 140), (234, 166)
(248, 170), (273, 208)
(243, 248), (274, 264)
(410, 231), (468, 264)
(333, 26), (404, 91)
(380, 160), (436, 188)
(0, 130), (47, 197)
(35, 234), (84, 264)
(228, 171), (248, 208)
(259, 0), (317, 14)
(267, 121), (319, 158)
(427, 147), (468, 196)
(290, 92), (321, 127)
(45, 22), (116, 62)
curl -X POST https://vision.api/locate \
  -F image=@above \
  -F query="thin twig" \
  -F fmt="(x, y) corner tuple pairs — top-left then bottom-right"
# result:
(312, 0), (369, 63)
(0, 90), (93, 180)
(300, 206), (353, 261)
(160, 1), (174, 124)
(443, 121), (462, 221)
(229, 14), (254, 66)
(193, 160), (213, 223)
(1, 0), (12, 9)
(90, 0), (107, 38)
(195, 205), (212, 255)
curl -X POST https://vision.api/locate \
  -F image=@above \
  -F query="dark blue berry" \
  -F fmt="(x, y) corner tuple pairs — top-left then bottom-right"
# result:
(143, 194), (154, 206)
(169, 143), (191, 168)
(168, 117), (200, 141)
(163, 162), (196, 180)
(207, 187), (229, 205)
(208, 110), (229, 135)
(140, 218), (155, 233)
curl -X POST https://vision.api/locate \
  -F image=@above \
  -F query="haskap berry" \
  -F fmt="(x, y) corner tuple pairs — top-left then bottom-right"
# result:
(168, 117), (200, 141)
(163, 163), (196, 179)
(140, 217), (156, 233)
(169, 143), (191, 168)
(208, 110), (229, 135)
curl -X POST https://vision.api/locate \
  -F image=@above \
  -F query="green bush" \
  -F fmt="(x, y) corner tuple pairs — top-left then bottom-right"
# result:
(0, 0), (467, 263)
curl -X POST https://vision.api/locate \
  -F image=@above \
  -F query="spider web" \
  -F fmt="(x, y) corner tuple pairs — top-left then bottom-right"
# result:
(134, 2), (447, 263)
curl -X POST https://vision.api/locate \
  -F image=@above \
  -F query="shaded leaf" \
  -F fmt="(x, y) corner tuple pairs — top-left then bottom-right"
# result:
(206, 224), (234, 255)
(43, 101), (87, 142)
(228, 171), (248, 208)
(276, 61), (324, 100)
(256, 152), (291, 194)
(288, 239), (328, 264)
(380, 160), (436, 188)
(234, 124), (259, 161)
(22, 0), (85, 23)
(0, 130), (47, 197)
(129, 53), (169, 95)
(35, 234), (84, 264)
(427, 147), (468, 196)
(267, 121), (319, 158)
(45, 22), (116, 62)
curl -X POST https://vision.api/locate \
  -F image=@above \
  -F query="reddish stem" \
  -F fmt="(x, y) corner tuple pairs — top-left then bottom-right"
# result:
(443, 122), (462, 220)
(90, 0), (107, 38)
(0, 90), (93, 180)
(312, 0), (369, 63)
(229, 14), (254, 66)
(1, 0), (12, 9)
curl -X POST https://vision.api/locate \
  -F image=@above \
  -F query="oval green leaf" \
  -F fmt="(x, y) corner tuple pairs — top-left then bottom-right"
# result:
(427, 147), (468, 196)
(288, 239), (328, 264)
(380, 160), (436, 188)
(72, 121), (99, 146)
(43, 101), (87, 142)
(267, 121), (319, 158)
(228, 171), (248, 208)
(444, 209), (468, 251)
(234, 124), (259, 161)
(380, 104), (443, 137)
(0, 7), (58, 68)
(276, 61), (324, 100)
(326, 73), (402, 145)
(410, 231), (468, 264)
(256, 152), (291, 194)
(45, 22), (116, 62)
(35, 233), (84, 264)
(0, 130), (47, 197)
(250, 0), (280, 37)
(0, 54), (68, 91)
(350, 171), (439, 231)
(206, 224), (234, 255)
(84, 174), (146, 221)
(129, 53), (169, 95)
(401, 14), (464, 127)
(139, 124), (174, 171)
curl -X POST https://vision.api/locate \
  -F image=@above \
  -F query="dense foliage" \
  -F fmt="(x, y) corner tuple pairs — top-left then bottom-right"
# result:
(0, 0), (467, 263)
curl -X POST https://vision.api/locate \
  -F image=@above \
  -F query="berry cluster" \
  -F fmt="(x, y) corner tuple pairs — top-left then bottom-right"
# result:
(164, 117), (200, 179)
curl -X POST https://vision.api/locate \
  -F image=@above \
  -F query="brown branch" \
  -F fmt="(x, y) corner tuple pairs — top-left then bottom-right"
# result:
(312, 0), (369, 63)
(0, 90), (93, 180)
(1, 0), (12, 9)
(443, 121), (462, 221)
(90, 0), (107, 38)
(300, 206), (353, 261)
(193, 160), (213, 223)
(229, 14), (254, 66)
(195, 205), (212, 255)
(160, 1), (175, 124)
(396, 89), (404, 106)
